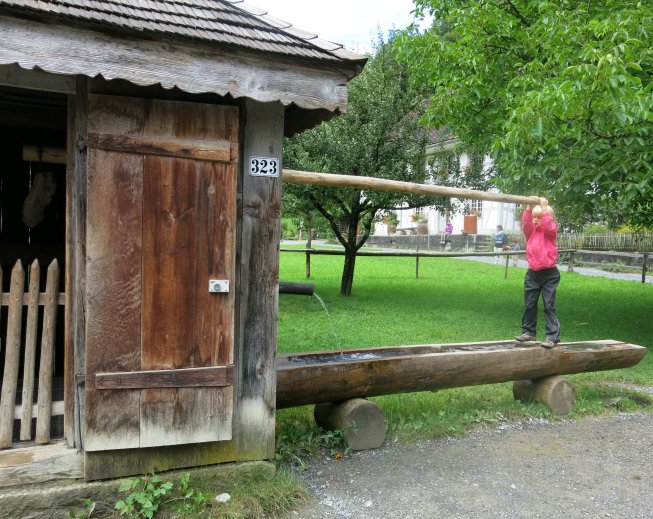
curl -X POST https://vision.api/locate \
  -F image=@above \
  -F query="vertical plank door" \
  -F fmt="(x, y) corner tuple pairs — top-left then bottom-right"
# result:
(84, 95), (238, 450)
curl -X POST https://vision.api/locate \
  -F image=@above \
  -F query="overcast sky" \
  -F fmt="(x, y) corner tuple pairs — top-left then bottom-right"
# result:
(247, 0), (429, 52)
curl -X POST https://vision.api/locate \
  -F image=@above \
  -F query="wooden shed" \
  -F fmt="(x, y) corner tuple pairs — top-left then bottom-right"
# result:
(0, 0), (365, 483)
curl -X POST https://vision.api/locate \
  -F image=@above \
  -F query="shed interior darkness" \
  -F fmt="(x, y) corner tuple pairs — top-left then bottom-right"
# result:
(0, 85), (67, 441)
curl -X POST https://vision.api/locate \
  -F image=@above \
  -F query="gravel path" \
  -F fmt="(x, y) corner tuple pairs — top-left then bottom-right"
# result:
(281, 243), (652, 518)
(286, 412), (653, 519)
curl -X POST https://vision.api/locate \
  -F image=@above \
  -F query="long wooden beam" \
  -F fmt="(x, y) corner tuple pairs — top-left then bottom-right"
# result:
(282, 169), (541, 205)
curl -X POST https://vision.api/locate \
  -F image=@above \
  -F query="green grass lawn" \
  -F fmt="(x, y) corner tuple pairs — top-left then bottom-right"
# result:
(277, 249), (653, 451)
(144, 250), (651, 519)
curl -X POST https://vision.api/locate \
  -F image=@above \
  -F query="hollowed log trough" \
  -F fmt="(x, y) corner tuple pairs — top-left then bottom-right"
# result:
(276, 340), (646, 450)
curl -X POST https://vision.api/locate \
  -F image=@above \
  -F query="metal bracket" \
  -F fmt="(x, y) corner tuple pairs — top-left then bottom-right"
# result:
(209, 280), (230, 293)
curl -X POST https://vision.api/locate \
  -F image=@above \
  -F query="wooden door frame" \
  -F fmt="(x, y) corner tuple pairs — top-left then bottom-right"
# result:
(64, 76), (87, 449)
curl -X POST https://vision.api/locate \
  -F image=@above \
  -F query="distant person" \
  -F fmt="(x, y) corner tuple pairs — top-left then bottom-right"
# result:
(515, 198), (560, 349)
(508, 242), (520, 267)
(491, 225), (507, 264)
(441, 220), (453, 251)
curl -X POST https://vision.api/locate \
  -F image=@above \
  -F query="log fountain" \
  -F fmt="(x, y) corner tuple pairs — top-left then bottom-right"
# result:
(276, 340), (646, 449)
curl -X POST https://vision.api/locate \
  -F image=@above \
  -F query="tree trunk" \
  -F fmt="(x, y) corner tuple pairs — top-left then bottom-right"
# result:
(340, 248), (357, 296)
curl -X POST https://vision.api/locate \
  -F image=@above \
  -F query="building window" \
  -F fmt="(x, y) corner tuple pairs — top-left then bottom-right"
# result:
(468, 199), (482, 216)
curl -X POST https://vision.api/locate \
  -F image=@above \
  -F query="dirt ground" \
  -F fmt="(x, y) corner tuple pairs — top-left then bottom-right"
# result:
(286, 410), (653, 518)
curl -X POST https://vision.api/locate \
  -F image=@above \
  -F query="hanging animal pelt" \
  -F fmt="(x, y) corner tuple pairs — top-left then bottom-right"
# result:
(22, 170), (57, 228)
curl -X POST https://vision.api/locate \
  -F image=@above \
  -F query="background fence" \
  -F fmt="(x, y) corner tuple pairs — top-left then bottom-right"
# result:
(555, 232), (653, 252)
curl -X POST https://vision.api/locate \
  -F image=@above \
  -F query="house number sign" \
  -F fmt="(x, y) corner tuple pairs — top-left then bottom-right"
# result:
(249, 156), (279, 177)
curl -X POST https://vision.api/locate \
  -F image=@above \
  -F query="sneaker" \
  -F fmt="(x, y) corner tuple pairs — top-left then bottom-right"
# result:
(541, 339), (557, 349)
(515, 333), (536, 342)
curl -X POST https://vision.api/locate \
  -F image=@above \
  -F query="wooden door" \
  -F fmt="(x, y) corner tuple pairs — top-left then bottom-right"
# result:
(84, 95), (238, 450)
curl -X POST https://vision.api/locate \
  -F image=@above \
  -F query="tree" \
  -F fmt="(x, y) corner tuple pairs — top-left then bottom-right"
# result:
(397, 1), (653, 228)
(283, 35), (492, 296)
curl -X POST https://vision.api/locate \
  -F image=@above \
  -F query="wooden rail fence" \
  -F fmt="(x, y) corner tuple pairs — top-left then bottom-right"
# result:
(0, 259), (61, 449)
(281, 248), (581, 280)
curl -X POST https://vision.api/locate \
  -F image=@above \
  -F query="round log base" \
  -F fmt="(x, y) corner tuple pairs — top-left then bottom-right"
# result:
(313, 398), (387, 450)
(513, 376), (576, 415)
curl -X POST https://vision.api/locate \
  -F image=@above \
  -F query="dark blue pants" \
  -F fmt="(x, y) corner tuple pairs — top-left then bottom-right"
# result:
(521, 267), (561, 342)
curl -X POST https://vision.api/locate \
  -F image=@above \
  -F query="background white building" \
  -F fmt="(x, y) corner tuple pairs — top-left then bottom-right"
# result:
(375, 141), (521, 237)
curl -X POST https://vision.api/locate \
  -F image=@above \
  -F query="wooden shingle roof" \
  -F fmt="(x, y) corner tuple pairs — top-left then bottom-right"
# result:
(0, 0), (365, 63)
(0, 0), (366, 119)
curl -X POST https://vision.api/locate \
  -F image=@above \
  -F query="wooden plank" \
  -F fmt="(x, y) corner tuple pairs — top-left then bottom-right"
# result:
(1, 292), (66, 306)
(141, 156), (197, 369)
(36, 260), (60, 444)
(84, 95), (145, 452)
(0, 62), (76, 94)
(84, 440), (240, 481)
(0, 442), (83, 488)
(19, 260), (40, 441)
(87, 133), (233, 162)
(95, 366), (234, 389)
(140, 386), (233, 447)
(0, 261), (25, 448)
(283, 169), (542, 205)
(15, 400), (64, 420)
(138, 99), (237, 448)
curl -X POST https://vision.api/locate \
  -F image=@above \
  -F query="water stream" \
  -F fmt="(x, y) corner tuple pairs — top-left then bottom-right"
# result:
(312, 292), (343, 349)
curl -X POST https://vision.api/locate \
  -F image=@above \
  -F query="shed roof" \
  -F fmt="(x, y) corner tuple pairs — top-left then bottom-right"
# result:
(0, 0), (365, 63)
(0, 0), (367, 120)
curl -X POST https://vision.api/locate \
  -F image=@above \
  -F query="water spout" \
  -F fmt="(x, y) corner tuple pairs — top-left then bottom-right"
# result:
(312, 292), (342, 349)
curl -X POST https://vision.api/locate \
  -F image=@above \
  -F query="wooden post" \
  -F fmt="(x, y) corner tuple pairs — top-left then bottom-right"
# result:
(513, 376), (576, 415)
(233, 98), (283, 460)
(416, 256), (419, 279)
(0, 261), (25, 448)
(306, 250), (311, 279)
(314, 398), (387, 450)
(642, 252), (648, 284)
(504, 253), (509, 279)
(19, 260), (40, 440)
(65, 76), (88, 449)
(568, 250), (575, 273)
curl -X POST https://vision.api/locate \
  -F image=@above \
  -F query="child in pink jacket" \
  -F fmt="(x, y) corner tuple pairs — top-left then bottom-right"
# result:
(515, 198), (560, 348)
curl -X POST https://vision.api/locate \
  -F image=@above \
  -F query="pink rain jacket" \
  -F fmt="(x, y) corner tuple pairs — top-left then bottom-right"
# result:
(522, 208), (558, 270)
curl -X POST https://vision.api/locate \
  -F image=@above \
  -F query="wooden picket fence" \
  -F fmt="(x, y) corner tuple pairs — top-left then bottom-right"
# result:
(557, 232), (653, 252)
(0, 259), (61, 449)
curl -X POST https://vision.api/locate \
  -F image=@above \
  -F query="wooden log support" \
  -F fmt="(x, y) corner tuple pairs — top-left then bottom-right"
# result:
(513, 376), (576, 415)
(314, 398), (387, 451)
